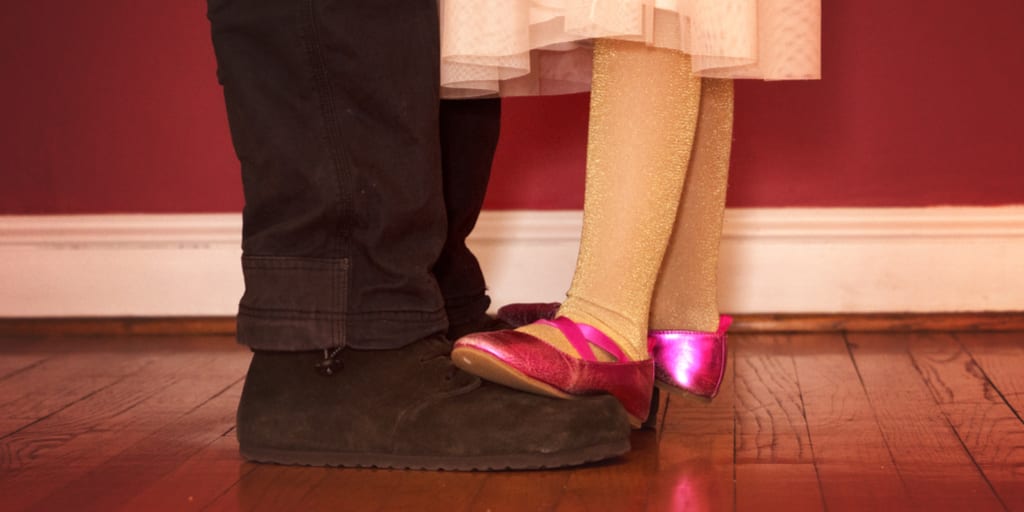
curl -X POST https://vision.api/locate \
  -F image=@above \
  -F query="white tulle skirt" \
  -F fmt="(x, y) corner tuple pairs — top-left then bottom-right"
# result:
(440, 0), (822, 98)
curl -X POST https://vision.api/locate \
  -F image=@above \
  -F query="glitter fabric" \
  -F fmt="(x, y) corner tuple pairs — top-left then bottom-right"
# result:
(649, 78), (734, 332)
(519, 39), (702, 362)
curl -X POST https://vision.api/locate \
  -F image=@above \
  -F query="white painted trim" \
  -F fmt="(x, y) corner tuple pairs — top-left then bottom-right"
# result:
(1, 207), (1022, 317)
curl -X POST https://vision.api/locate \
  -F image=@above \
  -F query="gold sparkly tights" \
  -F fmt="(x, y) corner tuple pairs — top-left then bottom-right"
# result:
(518, 39), (733, 361)
(649, 78), (733, 333)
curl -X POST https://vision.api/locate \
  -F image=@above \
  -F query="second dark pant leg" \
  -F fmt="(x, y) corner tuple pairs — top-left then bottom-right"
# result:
(434, 98), (502, 327)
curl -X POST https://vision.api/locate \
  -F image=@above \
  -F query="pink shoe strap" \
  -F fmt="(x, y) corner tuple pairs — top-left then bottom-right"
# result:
(537, 317), (628, 362)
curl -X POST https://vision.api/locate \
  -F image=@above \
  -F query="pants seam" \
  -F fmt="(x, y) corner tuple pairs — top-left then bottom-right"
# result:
(300, 0), (356, 345)
(300, 0), (350, 252)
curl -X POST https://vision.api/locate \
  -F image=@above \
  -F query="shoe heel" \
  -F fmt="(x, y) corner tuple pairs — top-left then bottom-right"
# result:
(640, 386), (660, 430)
(649, 315), (731, 401)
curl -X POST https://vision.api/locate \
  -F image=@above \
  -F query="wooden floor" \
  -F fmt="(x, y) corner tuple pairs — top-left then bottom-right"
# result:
(1, 331), (1022, 511)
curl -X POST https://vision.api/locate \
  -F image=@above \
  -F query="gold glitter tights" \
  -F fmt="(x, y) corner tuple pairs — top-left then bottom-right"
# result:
(649, 78), (733, 333)
(518, 39), (733, 361)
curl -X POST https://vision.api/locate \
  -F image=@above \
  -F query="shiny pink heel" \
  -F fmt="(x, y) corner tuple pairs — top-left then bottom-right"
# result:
(453, 317), (655, 427)
(648, 315), (731, 400)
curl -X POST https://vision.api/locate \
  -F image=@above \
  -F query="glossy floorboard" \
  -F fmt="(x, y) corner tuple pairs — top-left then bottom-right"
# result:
(0, 330), (1022, 511)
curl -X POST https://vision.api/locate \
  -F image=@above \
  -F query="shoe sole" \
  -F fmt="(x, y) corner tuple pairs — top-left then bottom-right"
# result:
(452, 346), (645, 428)
(239, 438), (630, 471)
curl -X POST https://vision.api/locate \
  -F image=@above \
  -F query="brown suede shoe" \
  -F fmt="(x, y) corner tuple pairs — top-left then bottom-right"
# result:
(236, 336), (631, 470)
(496, 302), (561, 328)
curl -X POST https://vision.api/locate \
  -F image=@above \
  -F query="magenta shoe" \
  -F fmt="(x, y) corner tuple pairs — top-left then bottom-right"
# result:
(453, 317), (655, 427)
(649, 316), (732, 400)
(497, 303), (731, 401)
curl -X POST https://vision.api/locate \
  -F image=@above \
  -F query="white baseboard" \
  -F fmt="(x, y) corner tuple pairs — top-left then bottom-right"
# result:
(1, 207), (1022, 317)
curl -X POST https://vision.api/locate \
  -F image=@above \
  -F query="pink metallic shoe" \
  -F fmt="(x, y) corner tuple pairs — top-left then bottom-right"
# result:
(497, 303), (731, 402)
(649, 316), (732, 400)
(452, 317), (655, 427)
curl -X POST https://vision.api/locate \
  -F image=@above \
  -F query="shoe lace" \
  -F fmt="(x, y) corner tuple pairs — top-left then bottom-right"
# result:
(314, 346), (344, 376)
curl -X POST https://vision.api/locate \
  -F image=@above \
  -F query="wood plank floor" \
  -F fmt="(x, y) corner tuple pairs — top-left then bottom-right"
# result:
(1, 331), (1022, 511)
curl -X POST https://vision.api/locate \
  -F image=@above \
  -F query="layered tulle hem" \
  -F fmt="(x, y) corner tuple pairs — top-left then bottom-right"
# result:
(440, 1), (822, 98)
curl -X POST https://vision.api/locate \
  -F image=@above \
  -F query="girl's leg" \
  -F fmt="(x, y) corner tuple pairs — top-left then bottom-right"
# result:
(649, 79), (734, 333)
(518, 39), (702, 362)
(453, 39), (707, 423)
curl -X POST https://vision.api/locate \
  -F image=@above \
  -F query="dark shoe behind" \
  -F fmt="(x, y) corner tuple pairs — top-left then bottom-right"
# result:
(446, 313), (511, 341)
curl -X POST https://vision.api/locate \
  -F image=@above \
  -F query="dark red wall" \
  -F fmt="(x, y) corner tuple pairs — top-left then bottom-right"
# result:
(2, 1), (1023, 214)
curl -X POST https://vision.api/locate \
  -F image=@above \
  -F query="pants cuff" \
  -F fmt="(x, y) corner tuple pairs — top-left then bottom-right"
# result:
(236, 255), (447, 351)
(443, 292), (492, 327)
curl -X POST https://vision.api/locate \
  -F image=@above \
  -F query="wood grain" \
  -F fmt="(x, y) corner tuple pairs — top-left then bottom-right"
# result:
(293, 464), (491, 512)
(206, 465), (333, 512)
(735, 464), (822, 512)
(27, 380), (245, 511)
(0, 339), (246, 511)
(371, 468), (489, 512)
(732, 334), (823, 510)
(0, 337), (49, 381)
(2, 328), (1023, 511)
(0, 346), (156, 438)
(555, 432), (656, 511)
(733, 334), (814, 464)
(117, 436), (253, 511)
(648, 340), (737, 512)
(787, 332), (913, 511)
(906, 332), (1024, 510)
(646, 432), (734, 512)
(847, 332), (1005, 511)
(469, 470), (570, 512)
(297, 467), (415, 512)
(959, 331), (1024, 421)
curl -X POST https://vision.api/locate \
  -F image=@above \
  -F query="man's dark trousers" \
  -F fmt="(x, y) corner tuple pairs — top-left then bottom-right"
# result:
(208, 0), (500, 351)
